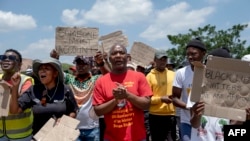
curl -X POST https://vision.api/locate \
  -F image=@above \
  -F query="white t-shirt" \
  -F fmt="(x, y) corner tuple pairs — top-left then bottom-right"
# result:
(173, 65), (193, 124)
(186, 91), (195, 108)
(186, 91), (229, 141)
(76, 97), (99, 129)
(191, 116), (229, 141)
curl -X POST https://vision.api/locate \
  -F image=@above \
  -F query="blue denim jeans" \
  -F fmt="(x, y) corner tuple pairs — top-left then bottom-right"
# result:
(0, 135), (32, 141)
(180, 123), (191, 141)
(76, 127), (99, 141)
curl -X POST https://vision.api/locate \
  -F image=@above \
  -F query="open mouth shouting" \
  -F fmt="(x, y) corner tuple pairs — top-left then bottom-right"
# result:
(39, 74), (47, 80)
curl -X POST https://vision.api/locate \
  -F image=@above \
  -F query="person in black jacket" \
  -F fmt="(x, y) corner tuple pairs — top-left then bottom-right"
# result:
(9, 58), (78, 135)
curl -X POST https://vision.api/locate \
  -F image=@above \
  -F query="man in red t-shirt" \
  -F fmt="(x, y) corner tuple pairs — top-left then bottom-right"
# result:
(93, 44), (152, 141)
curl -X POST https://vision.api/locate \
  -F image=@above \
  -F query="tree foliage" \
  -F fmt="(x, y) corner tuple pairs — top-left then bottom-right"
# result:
(166, 24), (250, 68)
(62, 63), (73, 73)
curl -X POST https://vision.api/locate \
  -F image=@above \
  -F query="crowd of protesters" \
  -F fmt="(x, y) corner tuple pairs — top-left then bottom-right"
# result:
(1, 38), (250, 141)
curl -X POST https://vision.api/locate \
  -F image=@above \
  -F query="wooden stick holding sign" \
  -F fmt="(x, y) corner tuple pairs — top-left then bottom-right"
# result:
(100, 43), (112, 70)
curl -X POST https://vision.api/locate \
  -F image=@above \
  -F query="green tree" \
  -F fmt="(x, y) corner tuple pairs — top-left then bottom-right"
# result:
(62, 63), (73, 73)
(167, 24), (250, 68)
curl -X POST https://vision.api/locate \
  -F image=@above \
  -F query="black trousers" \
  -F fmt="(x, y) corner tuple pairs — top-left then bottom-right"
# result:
(149, 114), (176, 141)
(144, 110), (151, 141)
(99, 117), (106, 141)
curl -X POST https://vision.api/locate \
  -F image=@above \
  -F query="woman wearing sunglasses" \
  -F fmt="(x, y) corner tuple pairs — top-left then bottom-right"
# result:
(0, 49), (34, 141)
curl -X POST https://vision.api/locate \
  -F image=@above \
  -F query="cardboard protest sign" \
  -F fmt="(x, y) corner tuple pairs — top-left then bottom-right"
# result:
(0, 80), (11, 117)
(130, 42), (156, 67)
(55, 27), (99, 56)
(21, 58), (33, 72)
(99, 30), (129, 53)
(190, 56), (250, 121)
(34, 115), (80, 141)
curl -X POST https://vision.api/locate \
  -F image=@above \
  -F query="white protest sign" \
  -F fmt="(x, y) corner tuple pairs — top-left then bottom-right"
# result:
(0, 80), (11, 117)
(34, 115), (80, 141)
(130, 42), (156, 67)
(99, 30), (129, 53)
(55, 27), (99, 56)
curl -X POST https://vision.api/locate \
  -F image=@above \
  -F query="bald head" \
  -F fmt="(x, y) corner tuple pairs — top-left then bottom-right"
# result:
(109, 44), (127, 57)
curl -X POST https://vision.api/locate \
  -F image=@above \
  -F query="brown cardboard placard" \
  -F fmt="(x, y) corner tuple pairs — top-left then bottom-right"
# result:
(0, 80), (11, 117)
(33, 115), (80, 141)
(33, 118), (55, 140)
(99, 30), (122, 40)
(55, 27), (99, 56)
(190, 56), (250, 121)
(130, 42), (156, 67)
(99, 30), (129, 53)
(21, 58), (33, 72)
(190, 61), (205, 102)
(43, 123), (80, 141)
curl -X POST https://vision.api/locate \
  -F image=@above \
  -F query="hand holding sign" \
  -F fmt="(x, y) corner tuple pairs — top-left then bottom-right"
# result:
(191, 101), (205, 117)
(50, 49), (60, 59)
(94, 51), (105, 66)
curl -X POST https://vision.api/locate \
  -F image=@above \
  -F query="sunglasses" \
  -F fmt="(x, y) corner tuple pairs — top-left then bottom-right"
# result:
(0, 55), (18, 61)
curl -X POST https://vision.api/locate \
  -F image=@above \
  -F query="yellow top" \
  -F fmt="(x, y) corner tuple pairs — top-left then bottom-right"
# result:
(146, 68), (175, 115)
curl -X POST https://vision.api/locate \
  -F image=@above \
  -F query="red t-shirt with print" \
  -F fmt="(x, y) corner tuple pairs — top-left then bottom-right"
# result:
(93, 70), (152, 141)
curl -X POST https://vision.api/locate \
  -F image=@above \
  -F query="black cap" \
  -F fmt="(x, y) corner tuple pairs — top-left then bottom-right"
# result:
(208, 48), (231, 58)
(186, 37), (206, 51)
(73, 56), (93, 64)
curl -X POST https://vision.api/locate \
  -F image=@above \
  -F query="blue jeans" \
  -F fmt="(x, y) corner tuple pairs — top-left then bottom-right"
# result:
(0, 135), (32, 141)
(180, 123), (191, 141)
(77, 128), (99, 141)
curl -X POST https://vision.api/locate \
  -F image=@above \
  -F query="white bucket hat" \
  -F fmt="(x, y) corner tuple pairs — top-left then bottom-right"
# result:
(32, 58), (64, 82)
(241, 54), (250, 62)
